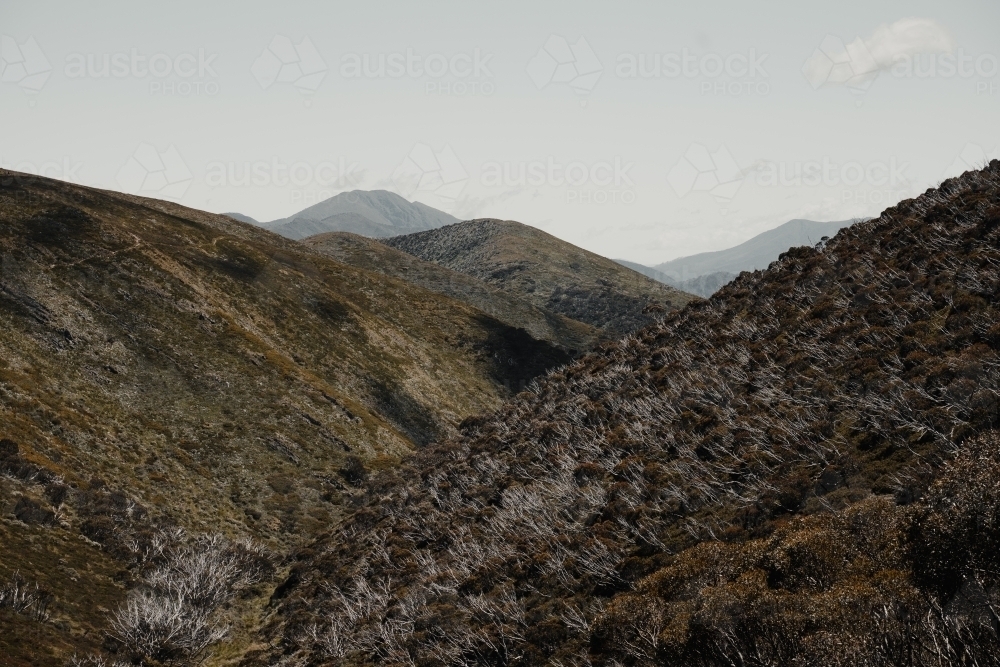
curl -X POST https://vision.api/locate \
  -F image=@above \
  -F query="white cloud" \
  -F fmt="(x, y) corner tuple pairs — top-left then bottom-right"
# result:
(864, 18), (954, 65)
(802, 18), (954, 94)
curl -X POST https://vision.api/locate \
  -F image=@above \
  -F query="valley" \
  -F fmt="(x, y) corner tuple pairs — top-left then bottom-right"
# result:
(2, 164), (999, 666)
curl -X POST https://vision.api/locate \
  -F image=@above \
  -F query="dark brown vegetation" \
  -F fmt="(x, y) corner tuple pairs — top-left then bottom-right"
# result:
(262, 162), (1000, 666)
(383, 219), (694, 336)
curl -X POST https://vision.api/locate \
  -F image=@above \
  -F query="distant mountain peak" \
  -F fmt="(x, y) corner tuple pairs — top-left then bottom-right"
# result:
(654, 218), (854, 281)
(620, 218), (856, 297)
(261, 189), (459, 240)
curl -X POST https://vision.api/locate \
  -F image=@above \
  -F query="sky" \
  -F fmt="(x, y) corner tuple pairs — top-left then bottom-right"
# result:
(2, 0), (999, 264)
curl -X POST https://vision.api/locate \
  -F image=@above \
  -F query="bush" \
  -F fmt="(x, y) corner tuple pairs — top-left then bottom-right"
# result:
(13, 496), (55, 525)
(593, 436), (1000, 667)
(109, 531), (274, 665)
(0, 438), (18, 458)
(340, 455), (368, 486)
(0, 571), (51, 621)
(910, 432), (1000, 600)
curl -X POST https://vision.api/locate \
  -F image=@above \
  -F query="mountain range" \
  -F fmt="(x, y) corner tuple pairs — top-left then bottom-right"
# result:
(3, 162), (1000, 667)
(234, 185), (818, 303)
(241, 191), (693, 335)
(619, 218), (855, 296)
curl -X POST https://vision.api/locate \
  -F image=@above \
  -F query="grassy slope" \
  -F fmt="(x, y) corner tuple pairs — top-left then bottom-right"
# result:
(266, 163), (1000, 666)
(383, 219), (696, 336)
(301, 231), (602, 354)
(0, 172), (571, 665)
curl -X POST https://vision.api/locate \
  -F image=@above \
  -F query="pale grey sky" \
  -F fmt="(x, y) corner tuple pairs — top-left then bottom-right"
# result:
(2, 0), (998, 263)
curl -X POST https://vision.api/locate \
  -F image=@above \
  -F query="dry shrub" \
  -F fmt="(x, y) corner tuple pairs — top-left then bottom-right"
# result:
(0, 571), (52, 621)
(595, 436), (1000, 666)
(108, 531), (274, 665)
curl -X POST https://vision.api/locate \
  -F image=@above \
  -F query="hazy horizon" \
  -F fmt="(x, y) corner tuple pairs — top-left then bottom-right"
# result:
(2, 0), (998, 264)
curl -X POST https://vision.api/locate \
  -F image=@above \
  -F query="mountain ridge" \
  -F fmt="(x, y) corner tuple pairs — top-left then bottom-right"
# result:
(383, 219), (696, 336)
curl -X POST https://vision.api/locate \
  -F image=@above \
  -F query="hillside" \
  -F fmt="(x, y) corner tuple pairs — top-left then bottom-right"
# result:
(654, 217), (853, 283)
(302, 232), (601, 353)
(0, 171), (572, 665)
(383, 219), (695, 336)
(262, 163), (1000, 666)
(263, 190), (459, 240)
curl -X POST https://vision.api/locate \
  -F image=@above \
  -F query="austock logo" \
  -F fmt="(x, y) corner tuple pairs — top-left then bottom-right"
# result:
(116, 144), (193, 199)
(480, 157), (636, 204)
(339, 48), (495, 96)
(802, 34), (882, 100)
(0, 157), (83, 183)
(526, 35), (603, 97)
(752, 156), (912, 205)
(204, 157), (363, 207)
(668, 145), (912, 209)
(204, 157), (361, 188)
(252, 36), (327, 94)
(616, 48), (770, 96)
(64, 47), (220, 96)
(392, 144), (468, 205)
(667, 143), (744, 210)
(0, 35), (51, 94)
